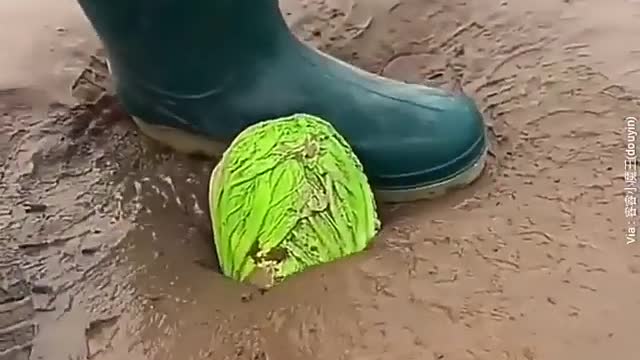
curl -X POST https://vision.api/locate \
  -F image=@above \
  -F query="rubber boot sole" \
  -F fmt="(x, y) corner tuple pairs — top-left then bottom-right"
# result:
(132, 116), (488, 203)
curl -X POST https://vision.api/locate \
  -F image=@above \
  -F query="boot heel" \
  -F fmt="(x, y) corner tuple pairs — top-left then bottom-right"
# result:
(131, 116), (228, 158)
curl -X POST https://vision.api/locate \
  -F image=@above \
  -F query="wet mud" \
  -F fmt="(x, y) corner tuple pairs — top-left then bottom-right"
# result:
(1, 0), (639, 359)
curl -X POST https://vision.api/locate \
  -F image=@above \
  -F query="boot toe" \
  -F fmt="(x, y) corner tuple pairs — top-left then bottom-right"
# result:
(305, 48), (489, 198)
(355, 90), (487, 198)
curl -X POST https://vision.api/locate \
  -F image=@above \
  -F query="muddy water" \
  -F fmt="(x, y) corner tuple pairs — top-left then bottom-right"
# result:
(1, 0), (639, 359)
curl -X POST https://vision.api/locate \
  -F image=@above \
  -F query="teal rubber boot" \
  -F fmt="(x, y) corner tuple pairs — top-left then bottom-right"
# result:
(76, 0), (488, 202)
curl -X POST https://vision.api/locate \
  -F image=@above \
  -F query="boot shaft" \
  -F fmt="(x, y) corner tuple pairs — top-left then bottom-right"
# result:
(77, 0), (291, 92)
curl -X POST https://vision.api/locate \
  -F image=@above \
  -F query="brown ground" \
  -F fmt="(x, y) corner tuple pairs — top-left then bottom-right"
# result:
(1, 0), (639, 359)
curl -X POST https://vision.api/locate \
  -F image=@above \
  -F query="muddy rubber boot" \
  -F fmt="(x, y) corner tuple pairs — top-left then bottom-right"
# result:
(76, 0), (488, 202)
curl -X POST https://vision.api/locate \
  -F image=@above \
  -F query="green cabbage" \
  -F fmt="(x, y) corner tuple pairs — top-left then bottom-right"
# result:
(209, 114), (380, 287)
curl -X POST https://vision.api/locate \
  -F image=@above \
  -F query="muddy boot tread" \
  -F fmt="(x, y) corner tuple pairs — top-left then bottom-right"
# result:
(0, 246), (35, 360)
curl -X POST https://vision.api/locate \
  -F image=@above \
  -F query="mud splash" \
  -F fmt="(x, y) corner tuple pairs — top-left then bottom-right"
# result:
(1, 0), (639, 359)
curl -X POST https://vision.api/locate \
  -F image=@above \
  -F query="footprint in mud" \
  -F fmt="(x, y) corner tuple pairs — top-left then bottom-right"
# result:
(1, 51), (222, 359)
